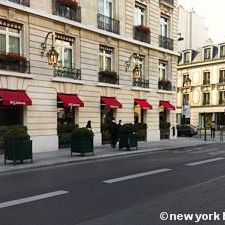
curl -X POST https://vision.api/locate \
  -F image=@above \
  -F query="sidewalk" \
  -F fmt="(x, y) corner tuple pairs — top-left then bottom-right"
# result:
(0, 137), (219, 174)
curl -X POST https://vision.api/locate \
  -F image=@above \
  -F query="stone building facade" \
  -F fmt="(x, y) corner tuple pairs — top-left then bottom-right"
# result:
(0, 0), (178, 152)
(177, 44), (225, 128)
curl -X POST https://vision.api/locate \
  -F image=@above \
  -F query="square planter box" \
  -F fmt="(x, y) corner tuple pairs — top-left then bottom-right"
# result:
(4, 140), (33, 164)
(71, 136), (94, 156)
(119, 133), (138, 150)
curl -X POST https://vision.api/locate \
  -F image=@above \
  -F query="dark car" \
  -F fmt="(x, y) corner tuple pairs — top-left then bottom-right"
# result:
(177, 124), (198, 137)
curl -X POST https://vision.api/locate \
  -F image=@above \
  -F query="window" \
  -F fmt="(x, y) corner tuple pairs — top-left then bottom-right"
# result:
(0, 26), (21, 54)
(219, 70), (225, 83)
(134, 4), (145, 26)
(55, 38), (73, 68)
(219, 91), (225, 104)
(204, 48), (211, 60)
(220, 45), (225, 58)
(99, 45), (113, 71)
(99, 0), (112, 17)
(183, 52), (190, 64)
(203, 71), (210, 85)
(0, 106), (23, 126)
(159, 61), (168, 80)
(203, 93), (210, 105)
(183, 94), (189, 105)
(160, 16), (169, 37)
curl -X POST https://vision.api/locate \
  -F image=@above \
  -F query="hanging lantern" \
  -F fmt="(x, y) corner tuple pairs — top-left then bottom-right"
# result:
(47, 46), (59, 66)
(133, 65), (141, 79)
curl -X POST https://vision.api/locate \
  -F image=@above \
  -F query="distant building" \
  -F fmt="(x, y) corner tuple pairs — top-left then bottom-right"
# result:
(177, 43), (225, 129)
(178, 5), (210, 51)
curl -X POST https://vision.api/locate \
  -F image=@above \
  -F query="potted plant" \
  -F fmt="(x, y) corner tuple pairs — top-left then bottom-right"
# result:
(71, 127), (94, 156)
(3, 125), (33, 164)
(134, 123), (147, 141)
(119, 123), (138, 150)
(58, 0), (78, 8)
(158, 80), (172, 90)
(136, 25), (150, 33)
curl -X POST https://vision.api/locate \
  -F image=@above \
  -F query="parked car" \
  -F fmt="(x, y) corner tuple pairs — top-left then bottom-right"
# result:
(177, 124), (198, 137)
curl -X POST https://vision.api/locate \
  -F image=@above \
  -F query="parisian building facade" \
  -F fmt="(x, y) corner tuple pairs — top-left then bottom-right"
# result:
(0, 0), (178, 152)
(177, 43), (225, 129)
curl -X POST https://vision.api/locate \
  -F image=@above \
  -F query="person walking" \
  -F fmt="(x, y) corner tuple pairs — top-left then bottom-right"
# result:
(86, 120), (92, 131)
(109, 118), (118, 149)
(211, 121), (216, 139)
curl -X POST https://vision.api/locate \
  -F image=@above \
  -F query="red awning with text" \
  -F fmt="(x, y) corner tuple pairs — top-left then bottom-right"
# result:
(135, 99), (153, 110)
(101, 97), (122, 109)
(58, 94), (84, 107)
(160, 101), (175, 111)
(0, 89), (32, 106)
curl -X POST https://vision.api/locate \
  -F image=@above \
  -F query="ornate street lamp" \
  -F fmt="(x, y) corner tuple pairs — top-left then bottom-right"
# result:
(125, 53), (141, 79)
(41, 32), (59, 66)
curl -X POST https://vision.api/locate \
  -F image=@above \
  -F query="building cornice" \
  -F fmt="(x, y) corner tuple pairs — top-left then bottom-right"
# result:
(0, 1), (179, 56)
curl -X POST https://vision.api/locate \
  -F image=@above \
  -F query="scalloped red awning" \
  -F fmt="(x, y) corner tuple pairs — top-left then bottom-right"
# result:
(135, 99), (152, 110)
(160, 101), (175, 111)
(101, 97), (122, 109)
(58, 94), (84, 107)
(0, 89), (32, 106)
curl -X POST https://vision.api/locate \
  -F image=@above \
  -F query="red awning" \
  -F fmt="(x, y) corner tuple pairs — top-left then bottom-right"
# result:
(135, 99), (153, 110)
(160, 101), (175, 111)
(0, 89), (32, 106)
(58, 94), (84, 107)
(101, 97), (122, 109)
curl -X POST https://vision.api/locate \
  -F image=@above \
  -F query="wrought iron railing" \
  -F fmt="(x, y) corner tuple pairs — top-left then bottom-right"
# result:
(98, 71), (119, 85)
(97, 14), (120, 34)
(159, 35), (174, 50)
(53, 0), (81, 22)
(8, 0), (30, 7)
(133, 78), (149, 88)
(203, 80), (210, 85)
(54, 65), (81, 80)
(133, 26), (150, 44)
(158, 80), (172, 91)
(0, 60), (30, 73)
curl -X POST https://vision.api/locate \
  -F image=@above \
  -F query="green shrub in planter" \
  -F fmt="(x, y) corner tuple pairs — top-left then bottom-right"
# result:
(3, 125), (32, 165)
(71, 128), (94, 156)
(134, 123), (147, 141)
(119, 123), (138, 150)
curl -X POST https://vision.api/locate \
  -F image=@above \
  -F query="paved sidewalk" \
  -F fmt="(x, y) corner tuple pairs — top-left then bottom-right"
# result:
(0, 137), (219, 174)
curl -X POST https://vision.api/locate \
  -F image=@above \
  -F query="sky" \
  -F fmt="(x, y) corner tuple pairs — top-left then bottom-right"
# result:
(178, 0), (225, 43)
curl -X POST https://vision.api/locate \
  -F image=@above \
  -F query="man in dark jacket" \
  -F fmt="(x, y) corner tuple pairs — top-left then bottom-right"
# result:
(109, 118), (118, 148)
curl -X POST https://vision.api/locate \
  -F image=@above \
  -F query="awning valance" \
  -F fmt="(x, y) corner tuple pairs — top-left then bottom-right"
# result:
(101, 97), (122, 109)
(58, 94), (84, 107)
(0, 89), (32, 106)
(135, 99), (152, 110)
(160, 101), (175, 111)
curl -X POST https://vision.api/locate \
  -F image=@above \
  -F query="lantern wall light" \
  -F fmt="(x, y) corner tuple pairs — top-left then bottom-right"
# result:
(125, 53), (142, 79)
(41, 32), (59, 66)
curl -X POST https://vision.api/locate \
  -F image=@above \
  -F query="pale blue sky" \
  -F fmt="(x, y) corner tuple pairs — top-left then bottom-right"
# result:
(178, 0), (225, 43)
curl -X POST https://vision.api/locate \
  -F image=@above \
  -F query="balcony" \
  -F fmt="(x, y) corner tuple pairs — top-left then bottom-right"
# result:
(8, 0), (30, 7)
(158, 80), (172, 91)
(133, 26), (150, 44)
(202, 80), (210, 86)
(54, 65), (81, 80)
(133, 78), (149, 88)
(159, 0), (174, 7)
(53, 0), (81, 22)
(0, 53), (30, 73)
(98, 71), (119, 85)
(159, 35), (174, 50)
(97, 14), (120, 34)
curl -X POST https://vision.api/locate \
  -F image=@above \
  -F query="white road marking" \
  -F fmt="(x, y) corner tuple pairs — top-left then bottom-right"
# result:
(186, 157), (224, 167)
(103, 168), (172, 184)
(0, 190), (68, 209)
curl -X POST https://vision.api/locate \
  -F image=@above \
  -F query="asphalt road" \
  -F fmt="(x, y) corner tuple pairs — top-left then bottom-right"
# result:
(1, 143), (225, 225)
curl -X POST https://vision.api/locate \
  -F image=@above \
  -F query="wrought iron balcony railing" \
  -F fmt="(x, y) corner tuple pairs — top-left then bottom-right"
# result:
(133, 26), (150, 44)
(54, 65), (81, 80)
(0, 60), (30, 73)
(203, 80), (210, 85)
(158, 80), (172, 91)
(53, 0), (81, 22)
(133, 78), (149, 88)
(97, 14), (120, 34)
(8, 0), (30, 7)
(159, 35), (174, 50)
(98, 71), (119, 85)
